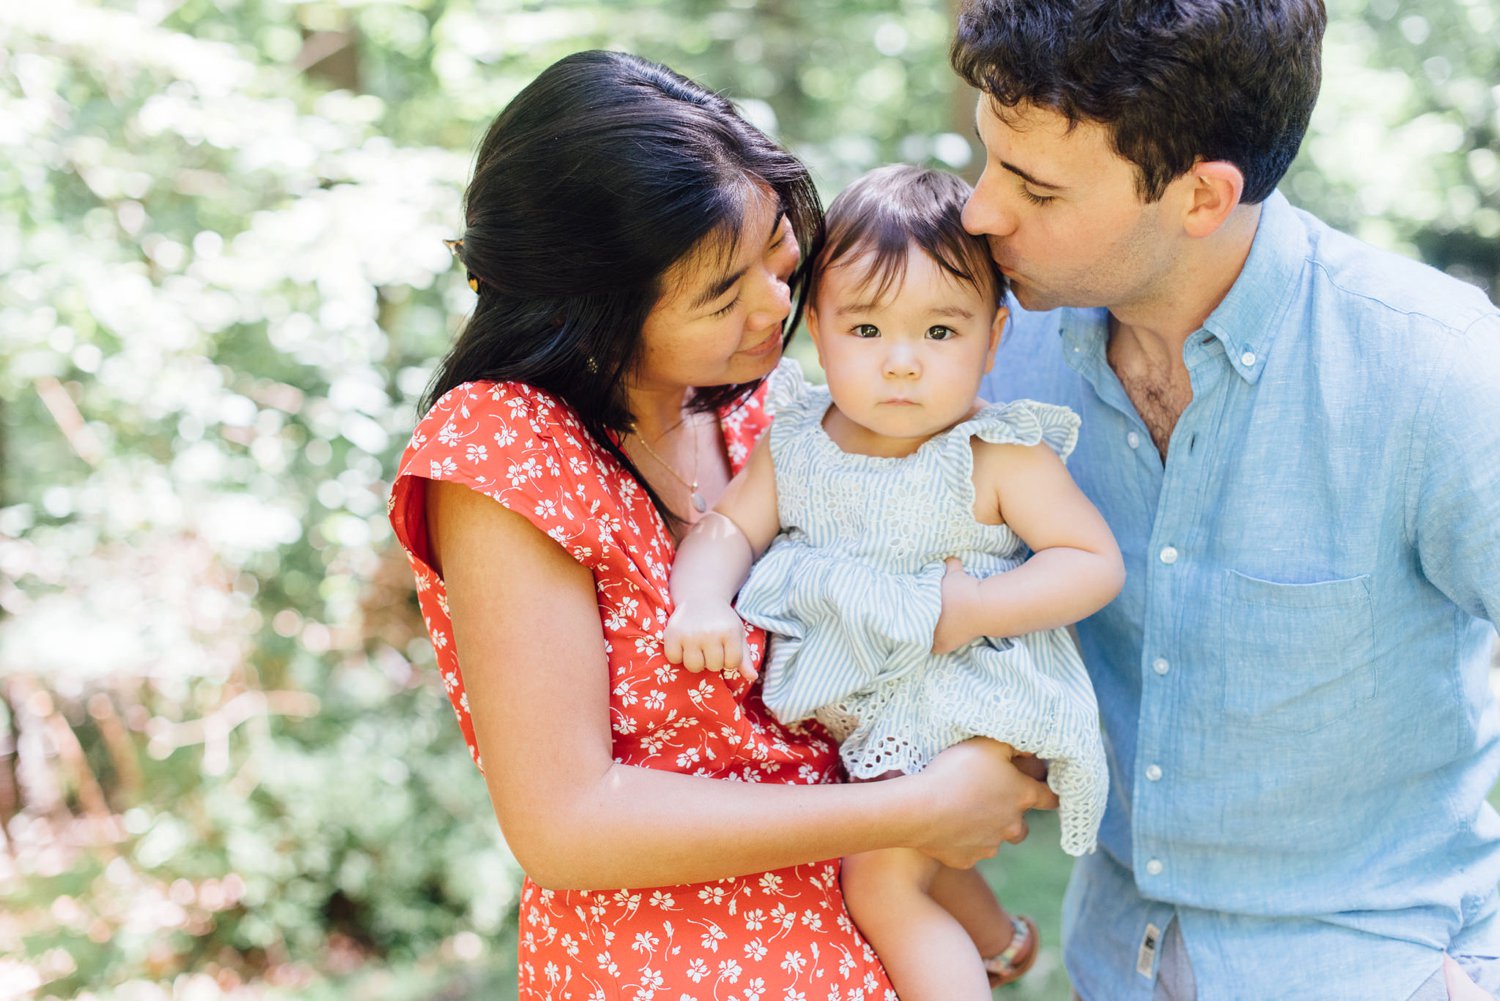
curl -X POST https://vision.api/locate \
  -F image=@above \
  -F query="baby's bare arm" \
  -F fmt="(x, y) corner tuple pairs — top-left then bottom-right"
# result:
(664, 436), (781, 677)
(431, 482), (1054, 888)
(933, 440), (1124, 653)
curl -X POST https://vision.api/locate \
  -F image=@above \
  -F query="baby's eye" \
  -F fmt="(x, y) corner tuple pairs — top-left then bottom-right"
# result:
(927, 326), (957, 341)
(853, 324), (880, 338)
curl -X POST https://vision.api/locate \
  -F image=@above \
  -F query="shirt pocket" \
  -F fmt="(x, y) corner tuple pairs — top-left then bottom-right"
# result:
(1216, 571), (1376, 734)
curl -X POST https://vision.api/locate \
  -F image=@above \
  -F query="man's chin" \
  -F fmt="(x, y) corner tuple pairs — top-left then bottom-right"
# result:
(1006, 280), (1058, 313)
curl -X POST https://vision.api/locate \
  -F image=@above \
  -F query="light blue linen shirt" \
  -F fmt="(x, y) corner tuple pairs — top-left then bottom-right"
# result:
(981, 191), (1500, 1000)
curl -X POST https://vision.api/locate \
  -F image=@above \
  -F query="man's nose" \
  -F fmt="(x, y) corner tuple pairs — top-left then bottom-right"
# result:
(962, 173), (1018, 238)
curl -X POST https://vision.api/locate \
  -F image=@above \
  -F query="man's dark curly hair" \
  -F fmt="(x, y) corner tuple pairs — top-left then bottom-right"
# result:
(952, 0), (1326, 204)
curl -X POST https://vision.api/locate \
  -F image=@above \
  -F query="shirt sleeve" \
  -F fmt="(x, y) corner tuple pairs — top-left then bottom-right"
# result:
(1409, 312), (1500, 624)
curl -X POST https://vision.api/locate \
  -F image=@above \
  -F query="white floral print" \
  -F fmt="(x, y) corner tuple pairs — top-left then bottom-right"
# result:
(390, 379), (892, 1000)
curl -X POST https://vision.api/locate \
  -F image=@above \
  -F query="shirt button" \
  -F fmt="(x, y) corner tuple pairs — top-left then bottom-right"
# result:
(1152, 658), (1170, 675)
(1145, 858), (1164, 876)
(1241, 351), (1257, 367)
(1126, 431), (1141, 449)
(1159, 546), (1179, 565)
(1145, 764), (1163, 781)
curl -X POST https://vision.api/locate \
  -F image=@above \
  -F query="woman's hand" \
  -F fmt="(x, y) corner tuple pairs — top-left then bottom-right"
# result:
(907, 737), (1059, 868)
(664, 600), (757, 680)
(435, 482), (1046, 890)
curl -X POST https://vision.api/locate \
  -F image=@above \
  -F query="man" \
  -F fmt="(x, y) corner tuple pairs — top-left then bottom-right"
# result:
(952, 1), (1500, 999)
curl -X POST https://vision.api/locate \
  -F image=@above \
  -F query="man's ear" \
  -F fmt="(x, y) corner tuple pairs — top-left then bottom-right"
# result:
(1180, 160), (1245, 239)
(983, 305), (1008, 374)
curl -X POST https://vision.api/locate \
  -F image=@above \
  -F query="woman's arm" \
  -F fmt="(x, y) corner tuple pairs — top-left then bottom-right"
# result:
(429, 478), (1055, 890)
(662, 435), (780, 677)
(933, 440), (1125, 654)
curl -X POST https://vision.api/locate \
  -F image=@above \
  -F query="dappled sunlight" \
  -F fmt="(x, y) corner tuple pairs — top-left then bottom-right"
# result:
(0, 0), (1495, 998)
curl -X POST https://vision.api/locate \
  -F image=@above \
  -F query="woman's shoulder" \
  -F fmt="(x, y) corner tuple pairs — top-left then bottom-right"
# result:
(416, 379), (577, 438)
(390, 379), (651, 576)
(718, 379), (773, 473)
(391, 379), (608, 531)
(402, 380), (593, 472)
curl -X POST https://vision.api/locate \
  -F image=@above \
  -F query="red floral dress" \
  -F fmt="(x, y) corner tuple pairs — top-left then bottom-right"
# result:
(388, 380), (896, 1001)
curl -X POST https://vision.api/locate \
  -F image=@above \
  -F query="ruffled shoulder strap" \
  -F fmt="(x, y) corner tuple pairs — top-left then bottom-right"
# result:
(961, 399), (1082, 462)
(764, 357), (825, 421)
(760, 357), (828, 465)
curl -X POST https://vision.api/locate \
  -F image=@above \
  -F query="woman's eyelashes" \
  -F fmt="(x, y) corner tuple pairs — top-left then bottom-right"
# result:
(709, 223), (796, 319)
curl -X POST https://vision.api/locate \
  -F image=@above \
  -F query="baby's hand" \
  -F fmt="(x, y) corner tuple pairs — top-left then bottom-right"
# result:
(932, 556), (983, 655)
(664, 600), (757, 681)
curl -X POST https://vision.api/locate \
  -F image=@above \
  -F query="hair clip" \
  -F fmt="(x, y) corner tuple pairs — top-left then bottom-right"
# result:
(443, 238), (481, 293)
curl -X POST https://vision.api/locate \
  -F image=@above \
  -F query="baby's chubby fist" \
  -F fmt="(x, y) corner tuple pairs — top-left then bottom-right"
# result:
(663, 600), (757, 681)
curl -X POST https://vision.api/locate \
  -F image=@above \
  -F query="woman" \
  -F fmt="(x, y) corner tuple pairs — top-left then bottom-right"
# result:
(388, 50), (1055, 999)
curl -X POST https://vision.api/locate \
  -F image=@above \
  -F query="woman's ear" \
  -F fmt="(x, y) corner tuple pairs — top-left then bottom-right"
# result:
(983, 306), (1008, 374)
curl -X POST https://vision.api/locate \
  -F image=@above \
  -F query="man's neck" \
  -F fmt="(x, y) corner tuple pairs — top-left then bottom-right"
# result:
(1103, 201), (1263, 459)
(1109, 201), (1263, 362)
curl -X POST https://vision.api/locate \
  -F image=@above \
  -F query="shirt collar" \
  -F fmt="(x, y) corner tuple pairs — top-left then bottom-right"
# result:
(1199, 190), (1310, 384)
(1058, 307), (1111, 380)
(1055, 190), (1311, 386)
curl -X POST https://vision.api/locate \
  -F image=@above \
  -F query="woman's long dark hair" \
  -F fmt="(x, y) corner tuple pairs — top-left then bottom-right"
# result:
(426, 50), (822, 522)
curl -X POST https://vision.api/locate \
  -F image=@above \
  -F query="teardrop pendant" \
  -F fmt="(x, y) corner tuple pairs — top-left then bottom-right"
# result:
(690, 491), (708, 513)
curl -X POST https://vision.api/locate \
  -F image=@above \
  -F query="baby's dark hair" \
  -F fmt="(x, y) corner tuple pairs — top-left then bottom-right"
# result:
(807, 164), (1005, 310)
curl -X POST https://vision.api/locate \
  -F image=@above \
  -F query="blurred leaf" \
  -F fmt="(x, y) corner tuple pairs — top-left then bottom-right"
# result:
(0, 1), (1493, 999)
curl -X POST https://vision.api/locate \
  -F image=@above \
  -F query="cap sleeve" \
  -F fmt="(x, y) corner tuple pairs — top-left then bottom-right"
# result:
(965, 399), (1082, 462)
(388, 381), (615, 577)
(719, 379), (773, 476)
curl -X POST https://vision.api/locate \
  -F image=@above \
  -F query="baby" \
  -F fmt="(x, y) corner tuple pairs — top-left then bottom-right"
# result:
(665, 164), (1122, 999)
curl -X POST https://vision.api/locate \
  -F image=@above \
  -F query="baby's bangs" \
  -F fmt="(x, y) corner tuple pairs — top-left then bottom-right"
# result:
(818, 222), (998, 307)
(818, 235), (910, 307)
(811, 164), (1004, 310)
(921, 226), (1004, 305)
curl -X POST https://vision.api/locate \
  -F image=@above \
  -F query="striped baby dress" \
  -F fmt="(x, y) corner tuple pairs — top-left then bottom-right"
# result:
(736, 359), (1108, 856)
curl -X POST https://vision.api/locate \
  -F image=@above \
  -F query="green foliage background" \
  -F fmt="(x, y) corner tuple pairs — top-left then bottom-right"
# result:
(0, 1), (1494, 998)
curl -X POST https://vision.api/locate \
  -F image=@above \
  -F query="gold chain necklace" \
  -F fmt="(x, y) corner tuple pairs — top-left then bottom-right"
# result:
(627, 419), (707, 513)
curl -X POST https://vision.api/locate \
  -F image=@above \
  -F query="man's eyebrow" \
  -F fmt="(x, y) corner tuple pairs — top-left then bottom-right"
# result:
(972, 124), (1067, 191)
(689, 214), (787, 311)
(1002, 160), (1065, 191)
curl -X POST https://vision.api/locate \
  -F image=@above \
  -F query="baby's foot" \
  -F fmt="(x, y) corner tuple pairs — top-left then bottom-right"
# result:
(982, 914), (1038, 989)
